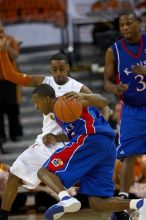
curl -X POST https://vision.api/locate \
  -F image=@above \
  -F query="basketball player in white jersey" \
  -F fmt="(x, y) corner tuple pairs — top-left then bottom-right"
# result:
(0, 47), (111, 220)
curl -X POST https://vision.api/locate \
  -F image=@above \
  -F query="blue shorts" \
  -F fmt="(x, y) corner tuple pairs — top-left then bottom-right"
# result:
(117, 105), (146, 160)
(43, 134), (116, 197)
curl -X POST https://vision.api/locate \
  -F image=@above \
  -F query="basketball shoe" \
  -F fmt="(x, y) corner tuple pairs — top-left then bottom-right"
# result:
(136, 198), (146, 220)
(111, 211), (130, 220)
(44, 196), (81, 220)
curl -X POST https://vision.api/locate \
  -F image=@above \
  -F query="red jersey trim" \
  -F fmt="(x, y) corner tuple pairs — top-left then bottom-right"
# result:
(121, 34), (142, 59)
(81, 108), (95, 134)
(47, 134), (87, 172)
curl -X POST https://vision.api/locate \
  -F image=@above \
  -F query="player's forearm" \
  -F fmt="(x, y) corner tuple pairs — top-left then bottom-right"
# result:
(7, 45), (18, 61)
(0, 50), (32, 86)
(55, 134), (68, 142)
(104, 80), (117, 95)
(82, 93), (108, 109)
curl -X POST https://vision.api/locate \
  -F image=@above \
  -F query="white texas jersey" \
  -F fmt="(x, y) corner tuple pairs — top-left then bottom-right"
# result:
(36, 113), (62, 146)
(42, 76), (83, 97)
(10, 76), (83, 189)
(36, 76), (83, 144)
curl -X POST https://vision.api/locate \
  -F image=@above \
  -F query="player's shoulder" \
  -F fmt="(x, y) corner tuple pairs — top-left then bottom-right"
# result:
(110, 37), (124, 55)
(112, 37), (123, 48)
(42, 76), (52, 83)
(68, 76), (76, 82)
(68, 76), (82, 84)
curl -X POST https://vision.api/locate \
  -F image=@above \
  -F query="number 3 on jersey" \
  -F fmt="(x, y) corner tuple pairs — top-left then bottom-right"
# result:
(135, 75), (146, 92)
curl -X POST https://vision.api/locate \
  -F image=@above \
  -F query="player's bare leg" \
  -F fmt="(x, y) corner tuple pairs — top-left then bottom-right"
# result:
(0, 172), (20, 220)
(89, 196), (146, 220)
(111, 155), (137, 220)
(89, 197), (130, 212)
(38, 167), (146, 220)
(1, 172), (20, 210)
(120, 155), (137, 195)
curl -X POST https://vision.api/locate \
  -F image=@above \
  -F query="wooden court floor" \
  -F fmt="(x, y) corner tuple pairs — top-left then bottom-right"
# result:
(9, 209), (111, 220)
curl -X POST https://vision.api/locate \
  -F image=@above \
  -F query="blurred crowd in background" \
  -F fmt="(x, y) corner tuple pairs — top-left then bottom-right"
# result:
(1, 0), (146, 215)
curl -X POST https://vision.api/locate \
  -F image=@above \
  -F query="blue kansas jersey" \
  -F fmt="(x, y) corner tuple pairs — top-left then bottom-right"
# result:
(44, 107), (116, 196)
(112, 34), (146, 106)
(56, 106), (115, 140)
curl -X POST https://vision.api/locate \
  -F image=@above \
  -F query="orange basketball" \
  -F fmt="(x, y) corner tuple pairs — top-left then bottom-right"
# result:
(54, 96), (83, 123)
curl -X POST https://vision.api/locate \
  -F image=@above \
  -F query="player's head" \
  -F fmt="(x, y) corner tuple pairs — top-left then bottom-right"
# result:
(50, 53), (70, 85)
(32, 84), (56, 115)
(119, 12), (140, 40)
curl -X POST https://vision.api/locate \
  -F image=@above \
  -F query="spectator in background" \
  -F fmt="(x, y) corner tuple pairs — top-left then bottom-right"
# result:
(91, 0), (114, 47)
(91, 0), (119, 12)
(135, 0), (146, 17)
(0, 23), (23, 148)
(91, 0), (121, 59)
(140, 9), (146, 32)
(114, 155), (146, 198)
(113, 0), (135, 38)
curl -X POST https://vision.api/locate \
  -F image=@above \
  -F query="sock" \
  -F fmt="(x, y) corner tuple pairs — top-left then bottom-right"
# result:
(0, 209), (9, 220)
(119, 192), (129, 199)
(118, 192), (129, 213)
(58, 191), (71, 201)
(130, 199), (142, 210)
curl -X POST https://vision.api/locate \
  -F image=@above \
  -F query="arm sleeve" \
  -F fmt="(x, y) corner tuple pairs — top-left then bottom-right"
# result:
(0, 50), (32, 86)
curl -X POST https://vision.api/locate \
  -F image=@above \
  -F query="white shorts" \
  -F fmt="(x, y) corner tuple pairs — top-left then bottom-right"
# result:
(10, 142), (64, 189)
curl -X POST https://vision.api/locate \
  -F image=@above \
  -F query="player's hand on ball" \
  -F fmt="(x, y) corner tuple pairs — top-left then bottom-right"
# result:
(54, 96), (83, 122)
(42, 133), (57, 146)
(63, 92), (80, 101)
(63, 92), (85, 102)
(132, 65), (146, 75)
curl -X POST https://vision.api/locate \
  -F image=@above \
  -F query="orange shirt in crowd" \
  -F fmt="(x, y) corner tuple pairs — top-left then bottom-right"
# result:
(114, 157), (143, 190)
(0, 35), (19, 80)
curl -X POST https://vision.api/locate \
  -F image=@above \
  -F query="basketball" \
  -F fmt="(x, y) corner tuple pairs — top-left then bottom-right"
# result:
(54, 96), (83, 123)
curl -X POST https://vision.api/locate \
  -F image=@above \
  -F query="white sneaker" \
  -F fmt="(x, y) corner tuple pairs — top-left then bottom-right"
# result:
(136, 198), (146, 220)
(44, 196), (81, 220)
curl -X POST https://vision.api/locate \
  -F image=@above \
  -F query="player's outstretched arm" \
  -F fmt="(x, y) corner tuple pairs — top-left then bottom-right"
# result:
(81, 93), (108, 109)
(0, 33), (44, 87)
(63, 92), (108, 109)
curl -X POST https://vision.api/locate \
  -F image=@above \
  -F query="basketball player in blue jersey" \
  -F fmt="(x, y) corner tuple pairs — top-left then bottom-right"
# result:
(104, 12), (146, 220)
(32, 84), (146, 220)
